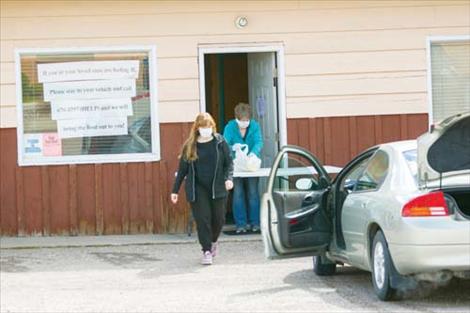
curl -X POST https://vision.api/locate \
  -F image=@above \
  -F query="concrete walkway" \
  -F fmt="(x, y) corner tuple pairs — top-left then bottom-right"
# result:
(0, 233), (261, 249)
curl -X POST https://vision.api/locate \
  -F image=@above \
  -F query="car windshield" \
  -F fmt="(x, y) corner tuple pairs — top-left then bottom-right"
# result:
(402, 149), (418, 183)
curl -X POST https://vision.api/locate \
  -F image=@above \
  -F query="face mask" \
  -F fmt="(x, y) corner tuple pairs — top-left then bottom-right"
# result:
(198, 127), (213, 138)
(236, 119), (250, 129)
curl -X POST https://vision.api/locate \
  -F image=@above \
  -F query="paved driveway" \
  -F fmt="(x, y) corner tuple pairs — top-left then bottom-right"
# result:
(1, 240), (469, 312)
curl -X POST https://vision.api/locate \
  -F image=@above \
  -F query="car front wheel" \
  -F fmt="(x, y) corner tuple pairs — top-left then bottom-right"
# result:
(371, 230), (397, 301)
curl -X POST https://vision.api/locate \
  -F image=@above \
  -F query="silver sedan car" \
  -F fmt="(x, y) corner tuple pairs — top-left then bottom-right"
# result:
(261, 113), (470, 300)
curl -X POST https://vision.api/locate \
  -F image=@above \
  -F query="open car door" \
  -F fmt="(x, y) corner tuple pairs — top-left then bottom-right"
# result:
(261, 145), (332, 259)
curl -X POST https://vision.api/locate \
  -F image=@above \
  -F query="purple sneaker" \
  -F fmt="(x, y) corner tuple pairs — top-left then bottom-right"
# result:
(211, 242), (218, 257)
(201, 251), (212, 265)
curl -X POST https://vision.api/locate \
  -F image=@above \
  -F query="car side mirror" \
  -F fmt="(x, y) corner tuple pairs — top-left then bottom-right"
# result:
(295, 178), (314, 191)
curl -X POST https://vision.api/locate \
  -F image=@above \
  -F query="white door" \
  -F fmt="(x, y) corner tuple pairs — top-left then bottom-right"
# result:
(248, 52), (279, 168)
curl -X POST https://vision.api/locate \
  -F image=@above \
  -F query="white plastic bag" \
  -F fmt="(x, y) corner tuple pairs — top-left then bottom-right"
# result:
(233, 143), (261, 172)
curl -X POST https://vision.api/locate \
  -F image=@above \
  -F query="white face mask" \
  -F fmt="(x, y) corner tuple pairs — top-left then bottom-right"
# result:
(198, 127), (213, 138)
(236, 119), (250, 129)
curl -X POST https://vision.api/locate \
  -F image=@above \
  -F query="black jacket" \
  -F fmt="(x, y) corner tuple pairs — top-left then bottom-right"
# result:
(172, 133), (233, 202)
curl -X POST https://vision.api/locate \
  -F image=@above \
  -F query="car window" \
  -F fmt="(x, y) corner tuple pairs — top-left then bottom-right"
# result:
(402, 149), (418, 184)
(272, 151), (320, 193)
(354, 150), (389, 192)
(340, 157), (370, 193)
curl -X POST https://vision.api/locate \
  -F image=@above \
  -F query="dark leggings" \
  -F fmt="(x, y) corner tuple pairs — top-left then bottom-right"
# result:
(191, 184), (227, 252)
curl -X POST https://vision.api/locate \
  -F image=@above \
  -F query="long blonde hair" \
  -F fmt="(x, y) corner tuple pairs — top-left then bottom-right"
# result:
(180, 112), (217, 161)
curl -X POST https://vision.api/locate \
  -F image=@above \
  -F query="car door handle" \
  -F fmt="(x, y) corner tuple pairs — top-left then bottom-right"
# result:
(285, 204), (319, 219)
(361, 203), (367, 209)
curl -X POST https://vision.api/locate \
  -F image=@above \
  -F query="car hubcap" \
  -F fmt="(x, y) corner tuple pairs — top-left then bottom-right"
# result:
(374, 242), (386, 289)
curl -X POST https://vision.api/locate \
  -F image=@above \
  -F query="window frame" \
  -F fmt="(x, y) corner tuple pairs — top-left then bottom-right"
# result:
(15, 45), (160, 166)
(271, 151), (321, 193)
(426, 35), (470, 126)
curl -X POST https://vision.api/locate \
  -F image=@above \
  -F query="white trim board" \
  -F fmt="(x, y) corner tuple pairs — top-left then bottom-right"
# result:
(197, 43), (287, 149)
(15, 45), (160, 166)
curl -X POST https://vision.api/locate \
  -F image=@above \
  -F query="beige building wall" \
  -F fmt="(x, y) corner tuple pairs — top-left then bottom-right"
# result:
(1, 0), (469, 127)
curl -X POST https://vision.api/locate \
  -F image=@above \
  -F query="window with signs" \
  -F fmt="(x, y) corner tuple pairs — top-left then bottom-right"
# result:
(428, 37), (470, 123)
(16, 46), (159, 166)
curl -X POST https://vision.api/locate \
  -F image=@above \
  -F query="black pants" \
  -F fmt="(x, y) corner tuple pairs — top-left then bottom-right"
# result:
(191, 184), (227, 252)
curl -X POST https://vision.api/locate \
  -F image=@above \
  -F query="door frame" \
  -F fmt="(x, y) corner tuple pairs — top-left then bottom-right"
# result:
(197, 43), (287, 148)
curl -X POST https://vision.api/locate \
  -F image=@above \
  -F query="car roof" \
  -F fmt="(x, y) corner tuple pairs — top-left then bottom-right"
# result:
(379, 139), (417, 153)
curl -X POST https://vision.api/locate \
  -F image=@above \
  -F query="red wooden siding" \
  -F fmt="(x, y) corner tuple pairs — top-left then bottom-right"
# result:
(0, 114), (428, 236)
(0, 122), (192, 236)
(287, 113), (428, 167)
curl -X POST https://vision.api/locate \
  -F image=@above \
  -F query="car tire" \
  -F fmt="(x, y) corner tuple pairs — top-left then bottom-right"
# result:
(371, 230), (397, 301)
(313, 255), (336, 276)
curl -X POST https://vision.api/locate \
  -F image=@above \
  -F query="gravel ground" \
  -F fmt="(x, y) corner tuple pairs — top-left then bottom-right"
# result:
(1, 240), (469, 313)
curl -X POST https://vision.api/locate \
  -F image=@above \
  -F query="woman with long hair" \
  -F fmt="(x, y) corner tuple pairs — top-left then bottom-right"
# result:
(171, 112), (233, 265)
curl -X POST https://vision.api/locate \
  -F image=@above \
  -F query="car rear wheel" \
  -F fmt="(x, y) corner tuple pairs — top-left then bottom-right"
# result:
(371, 230), (397, 301)
(313, 255), (336, 276)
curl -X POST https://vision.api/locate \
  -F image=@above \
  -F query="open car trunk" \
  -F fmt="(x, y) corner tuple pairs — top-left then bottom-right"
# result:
(444, 188), (470, 218)
(418, 113), (470, 219)
(417, 113), (470, 189)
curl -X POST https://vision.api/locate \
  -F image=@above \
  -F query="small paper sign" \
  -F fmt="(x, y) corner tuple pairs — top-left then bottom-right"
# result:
(38, 60), (140, 83)
(42, 133), (62, 156)
(57, 117), (128, 139)
(24, 134), (43, 156)
(50, 98), (133, 120)
(43, 79), (136, 101)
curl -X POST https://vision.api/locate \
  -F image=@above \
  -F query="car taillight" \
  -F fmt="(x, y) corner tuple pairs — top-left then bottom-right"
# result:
(402, 191), (449, 217)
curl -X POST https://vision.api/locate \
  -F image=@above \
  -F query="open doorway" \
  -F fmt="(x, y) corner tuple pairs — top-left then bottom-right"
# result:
(199, 45), (286, 228)
(202, 51), (281, 173)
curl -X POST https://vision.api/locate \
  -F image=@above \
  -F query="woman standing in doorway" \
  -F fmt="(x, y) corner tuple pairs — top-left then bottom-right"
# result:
(223, 102), (263, 234)
(171, 112), (233, 265)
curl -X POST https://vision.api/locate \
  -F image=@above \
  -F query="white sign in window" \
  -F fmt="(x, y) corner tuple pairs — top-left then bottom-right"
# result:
(15, 46), (160, 166)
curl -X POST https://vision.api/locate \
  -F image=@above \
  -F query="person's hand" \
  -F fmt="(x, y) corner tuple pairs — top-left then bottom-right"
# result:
(232, 143), (242, 151)
(170, 193), (178, 204)
(225, 180), (234, 191)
